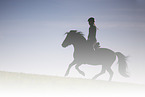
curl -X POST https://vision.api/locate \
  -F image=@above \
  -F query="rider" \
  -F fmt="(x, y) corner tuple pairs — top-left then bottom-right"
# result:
(87, 17), (100, 50)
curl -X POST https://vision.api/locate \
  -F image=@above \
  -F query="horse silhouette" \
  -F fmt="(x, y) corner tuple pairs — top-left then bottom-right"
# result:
(62, 30), (129, 81)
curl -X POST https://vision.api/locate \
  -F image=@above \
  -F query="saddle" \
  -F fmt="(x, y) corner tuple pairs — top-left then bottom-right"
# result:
(86, 42), (100, 56)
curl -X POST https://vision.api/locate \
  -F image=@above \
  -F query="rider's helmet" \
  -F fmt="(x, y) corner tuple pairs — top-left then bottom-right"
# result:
(88, 17), (95, 22)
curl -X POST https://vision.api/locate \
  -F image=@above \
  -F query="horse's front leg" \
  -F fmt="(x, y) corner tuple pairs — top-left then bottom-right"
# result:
(65, 60), (76, 76)
(75, 64), (85, 76)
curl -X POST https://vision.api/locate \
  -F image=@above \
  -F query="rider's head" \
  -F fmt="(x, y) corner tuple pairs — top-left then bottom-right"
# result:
(88, 17), (95, 26)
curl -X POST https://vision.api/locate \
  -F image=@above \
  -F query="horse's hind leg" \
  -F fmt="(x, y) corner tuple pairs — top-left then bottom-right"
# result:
(92, 65), (106, 79)
(65, 60), (76, 76)
(106, 66), (114, 81)
(75, 64), (85, 76)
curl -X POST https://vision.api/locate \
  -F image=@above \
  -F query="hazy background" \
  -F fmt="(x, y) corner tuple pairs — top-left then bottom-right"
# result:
(0, 0), (145, 84)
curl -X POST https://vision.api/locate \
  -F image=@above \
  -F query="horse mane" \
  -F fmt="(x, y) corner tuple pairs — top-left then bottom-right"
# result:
(65, 30), (85, 38)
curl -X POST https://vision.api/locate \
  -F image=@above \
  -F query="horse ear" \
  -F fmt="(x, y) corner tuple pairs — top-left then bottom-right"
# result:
(64, 32), (69, 35)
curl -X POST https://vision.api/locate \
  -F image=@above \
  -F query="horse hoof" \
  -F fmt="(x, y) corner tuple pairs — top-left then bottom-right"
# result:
(81, 72), (85, 76)
(65, 73), (68, 76)
(82, 73), (85, 76)
(92, 76), (97, 80)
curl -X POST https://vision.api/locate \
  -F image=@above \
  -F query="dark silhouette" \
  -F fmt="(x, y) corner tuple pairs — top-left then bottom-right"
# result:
(87, 17), (100, 51)
(62, 30), (129, 81)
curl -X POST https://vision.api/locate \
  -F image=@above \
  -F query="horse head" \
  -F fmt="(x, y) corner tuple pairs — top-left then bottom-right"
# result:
(62, 30), (85, 48)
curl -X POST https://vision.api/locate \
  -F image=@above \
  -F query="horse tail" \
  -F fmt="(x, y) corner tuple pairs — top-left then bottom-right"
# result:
(116, 52), (129, 77)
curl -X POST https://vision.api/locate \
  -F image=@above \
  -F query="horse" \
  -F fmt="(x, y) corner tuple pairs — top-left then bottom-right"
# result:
(62, 30), (129, 81)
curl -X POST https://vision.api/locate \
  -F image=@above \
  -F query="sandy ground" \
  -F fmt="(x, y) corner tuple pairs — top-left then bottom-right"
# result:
(0, 71), (145, 97)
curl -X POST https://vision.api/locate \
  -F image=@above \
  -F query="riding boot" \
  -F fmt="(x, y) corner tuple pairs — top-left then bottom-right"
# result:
(94, 42), (100, 50)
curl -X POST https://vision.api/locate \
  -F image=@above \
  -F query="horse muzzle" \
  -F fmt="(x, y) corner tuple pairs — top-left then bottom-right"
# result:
(62, 43), (67, 48)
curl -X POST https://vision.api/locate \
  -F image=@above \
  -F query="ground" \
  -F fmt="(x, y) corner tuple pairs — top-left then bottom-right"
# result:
(0, 71), (144, 97)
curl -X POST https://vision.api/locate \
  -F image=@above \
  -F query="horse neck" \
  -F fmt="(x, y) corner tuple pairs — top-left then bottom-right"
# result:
(72, 36), (86, 51)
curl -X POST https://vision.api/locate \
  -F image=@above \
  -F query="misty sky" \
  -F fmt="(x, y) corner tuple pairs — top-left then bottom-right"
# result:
(0, 0), (145, 84)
